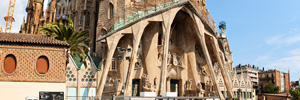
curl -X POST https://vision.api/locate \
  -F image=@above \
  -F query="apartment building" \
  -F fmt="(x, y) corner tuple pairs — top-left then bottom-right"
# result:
(258, 69), (290, 93)
(235, 64), (260, 94)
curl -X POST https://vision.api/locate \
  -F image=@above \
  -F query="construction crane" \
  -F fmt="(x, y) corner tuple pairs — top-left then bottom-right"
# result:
(4, 0), (16, 33)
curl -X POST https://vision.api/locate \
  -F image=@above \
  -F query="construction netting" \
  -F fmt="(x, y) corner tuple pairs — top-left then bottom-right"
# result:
(107, 0), (180, 33)
(106, 0), (216, 33)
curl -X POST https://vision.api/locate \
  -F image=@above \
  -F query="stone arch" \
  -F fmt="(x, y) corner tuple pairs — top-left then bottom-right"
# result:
(140, 22), (163, 92)
(165, 8), (206, 96)
(113, 34), (133, 80)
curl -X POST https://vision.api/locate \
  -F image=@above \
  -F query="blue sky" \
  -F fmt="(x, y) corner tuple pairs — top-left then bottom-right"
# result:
(0, 0), (299, 81)
(207, 0), (300, 81)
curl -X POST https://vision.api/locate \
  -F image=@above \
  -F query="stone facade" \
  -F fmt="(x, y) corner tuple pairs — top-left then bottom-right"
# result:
(218, 69), (256, 100)
(95, 0), (238, 99)
(19, 0), (256, 99)
(21, 0), (57, 34)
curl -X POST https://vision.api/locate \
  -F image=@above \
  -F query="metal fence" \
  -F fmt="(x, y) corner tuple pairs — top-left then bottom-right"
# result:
(66, 96), (112, 100)
(107, 0), (180, 33)
(66, 96), (219, 100)
(106, 0), (217, 34)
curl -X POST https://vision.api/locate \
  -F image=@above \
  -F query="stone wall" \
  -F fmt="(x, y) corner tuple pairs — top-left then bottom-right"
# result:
(0, 44), (67, 83)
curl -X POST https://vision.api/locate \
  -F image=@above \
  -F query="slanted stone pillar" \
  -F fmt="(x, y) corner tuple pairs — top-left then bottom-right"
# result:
(96, 32), (124, 97)
(193, 15), (224, 99)
(124, 21), (149, 96)
(158, 7), (182, 95)
(211, 38), (235, 99)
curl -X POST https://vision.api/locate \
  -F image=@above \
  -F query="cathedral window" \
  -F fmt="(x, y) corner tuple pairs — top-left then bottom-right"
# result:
(108, 3), (114, 19)
(80, 12), (84, 25)
(85, 12), (90, 27)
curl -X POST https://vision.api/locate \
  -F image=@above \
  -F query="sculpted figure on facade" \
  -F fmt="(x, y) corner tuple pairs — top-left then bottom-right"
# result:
(177, 55), (183, 66)
(135, 59), (142, 69)
(172, 53), (178, 66)
(197, 83), (202, 91)
(142, 74), (152, 91)
(185, 79), (193, 90)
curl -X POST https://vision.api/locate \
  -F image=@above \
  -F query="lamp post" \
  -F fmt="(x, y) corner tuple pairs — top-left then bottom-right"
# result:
(117, 47), (131, 99)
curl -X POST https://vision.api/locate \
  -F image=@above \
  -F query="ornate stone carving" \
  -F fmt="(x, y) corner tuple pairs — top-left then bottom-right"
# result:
(185, 79), (193, 90)
(172, 53), (178, 66)
(167, 53), (182, 67)
(197, 83), (202, 91)
(135, 59), (142, 69)
(206, 80), (213, 91)
(201, 66), (208, 76)
(105, 77), (120, 91)
(167, 52), (172, 65)
(177, 55), (183, 66)
(142, 74), (152, 91)
(214, 63), (219, 72)
(197, 63), (207, 75)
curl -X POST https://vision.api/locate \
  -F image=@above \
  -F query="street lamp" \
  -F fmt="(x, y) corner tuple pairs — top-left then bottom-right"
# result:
(117, 47), (131, 99)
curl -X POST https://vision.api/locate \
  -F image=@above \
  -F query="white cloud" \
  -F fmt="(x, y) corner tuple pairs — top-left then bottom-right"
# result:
(288, 48), (300, 56)
(0, 0), (28, 33)
(255, 55), (270, 63)
(266, 55), (300, 72)
(265, 29), (300, 47)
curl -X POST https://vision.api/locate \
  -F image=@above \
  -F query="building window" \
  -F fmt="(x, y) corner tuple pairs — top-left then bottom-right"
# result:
(85, 12), (90, 27)
(68, 87), (77, 100)
(80, 12), (84, 25)
(36, 56), (49, 74)
(110, 60), (116, 71)
(108, 3), (114, 19)
(4, 54), (16, 73)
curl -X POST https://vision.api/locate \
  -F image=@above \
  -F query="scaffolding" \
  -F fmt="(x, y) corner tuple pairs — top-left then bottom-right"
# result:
(4, 0), (16, 33)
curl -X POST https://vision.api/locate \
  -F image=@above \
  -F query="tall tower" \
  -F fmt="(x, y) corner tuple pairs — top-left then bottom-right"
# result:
(22, 0), (45, 34)
(4, 0), (16, 33)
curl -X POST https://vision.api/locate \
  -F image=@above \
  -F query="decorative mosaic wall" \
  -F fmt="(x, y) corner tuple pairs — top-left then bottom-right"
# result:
(0, 44), (67, 83)
(66, 57), (100, 87)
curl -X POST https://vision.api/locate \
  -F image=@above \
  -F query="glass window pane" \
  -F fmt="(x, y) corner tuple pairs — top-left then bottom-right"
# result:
(68, 87), (77, 100)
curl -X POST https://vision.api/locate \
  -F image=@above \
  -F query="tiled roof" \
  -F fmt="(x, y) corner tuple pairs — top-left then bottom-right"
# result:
(0, 32), (69, 46)
(70, 54), (101, 70)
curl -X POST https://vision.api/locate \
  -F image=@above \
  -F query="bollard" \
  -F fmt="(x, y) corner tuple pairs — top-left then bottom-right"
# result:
(112, 95), (116, 100)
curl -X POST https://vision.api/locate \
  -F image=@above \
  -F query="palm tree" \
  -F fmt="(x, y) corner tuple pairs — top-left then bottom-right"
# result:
(40, 18), (91, 66)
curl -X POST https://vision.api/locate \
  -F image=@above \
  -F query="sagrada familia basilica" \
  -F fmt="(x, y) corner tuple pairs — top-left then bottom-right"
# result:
(3, 0), (255, 99)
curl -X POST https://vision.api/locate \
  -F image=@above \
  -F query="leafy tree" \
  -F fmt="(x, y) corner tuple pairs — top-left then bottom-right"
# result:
(290, 89), (300, 100)
(40, 18), (91, 66)
(263, 82), (280, 94)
